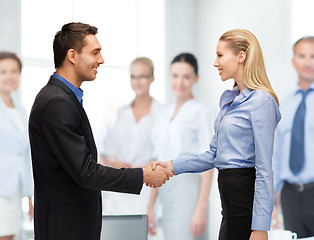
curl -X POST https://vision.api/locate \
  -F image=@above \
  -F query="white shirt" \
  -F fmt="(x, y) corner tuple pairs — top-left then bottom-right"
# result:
(150, 98), (215, 240)
(7, 107), (25, 134)
(152, 98), (215, 162)
(101, 99), (162, 215)
(102, 99), (162, 166)
(0, 96), (33, 197)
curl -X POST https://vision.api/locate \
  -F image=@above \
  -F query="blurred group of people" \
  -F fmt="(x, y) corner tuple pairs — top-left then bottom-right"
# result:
(0, 22), (314, 240)
(99, 53), (215, 240)
(97, 35), (314, 239)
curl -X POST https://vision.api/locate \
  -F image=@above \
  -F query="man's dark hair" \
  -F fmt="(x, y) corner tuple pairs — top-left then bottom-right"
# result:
(0, 51), (22, 72)
(53, 22), (98, 69)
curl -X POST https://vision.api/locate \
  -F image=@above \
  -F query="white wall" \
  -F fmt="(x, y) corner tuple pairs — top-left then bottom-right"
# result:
(164, 0), (198, 103)
(195, 0), (294, 109)
(0, 0), (21, 53)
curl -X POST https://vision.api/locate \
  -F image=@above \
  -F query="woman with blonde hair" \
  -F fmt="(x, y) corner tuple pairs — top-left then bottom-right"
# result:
(152, 29), (281, 240)
(100, 57), (162, 215)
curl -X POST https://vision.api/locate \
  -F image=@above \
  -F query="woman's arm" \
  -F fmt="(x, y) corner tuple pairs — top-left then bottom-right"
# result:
(190, 169), (214, 238)
(250, 96), (280, 233)
(99, 155), (132, 168)
(28, 197), (34, 220)
(147, 188), (158, 235)
(190, 107), (215, 237)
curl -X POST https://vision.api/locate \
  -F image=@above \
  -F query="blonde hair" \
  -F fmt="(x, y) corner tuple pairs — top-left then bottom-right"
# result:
(130, 57), (154, 77)
(220, 29), (279, 106)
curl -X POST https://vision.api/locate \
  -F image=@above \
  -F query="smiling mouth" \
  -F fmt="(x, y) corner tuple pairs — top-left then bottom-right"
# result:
(93, 67), (98, 73)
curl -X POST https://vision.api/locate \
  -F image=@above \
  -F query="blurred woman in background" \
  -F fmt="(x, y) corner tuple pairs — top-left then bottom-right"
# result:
(100, 57), (162, 215)
(0, 52), (33, 240)
(148, 53), (215, 240)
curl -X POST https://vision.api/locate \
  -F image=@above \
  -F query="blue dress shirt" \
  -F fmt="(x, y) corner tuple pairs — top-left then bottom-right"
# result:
(273, 82), (314, 192)
(172, 87), (281, 231)
(53, 73), (83, 106)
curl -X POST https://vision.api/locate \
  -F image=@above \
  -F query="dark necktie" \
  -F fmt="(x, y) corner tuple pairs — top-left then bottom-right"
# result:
(289, 89), (311, 174)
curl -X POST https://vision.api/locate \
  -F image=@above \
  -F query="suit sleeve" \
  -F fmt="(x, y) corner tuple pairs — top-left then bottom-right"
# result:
(42, 96), (143, 194)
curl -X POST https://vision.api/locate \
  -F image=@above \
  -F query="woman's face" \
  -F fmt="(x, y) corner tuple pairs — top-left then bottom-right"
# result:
(130, 63), (154, 97)
(213, 40), (243, 81)
(0, 58), (21, 94)
(169, 62), (198, 99)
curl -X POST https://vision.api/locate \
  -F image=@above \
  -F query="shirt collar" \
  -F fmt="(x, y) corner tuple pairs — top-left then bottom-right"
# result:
(219, 86), (253, 109)
(293, 81), (314, 96)
(53, 72), (84, 105)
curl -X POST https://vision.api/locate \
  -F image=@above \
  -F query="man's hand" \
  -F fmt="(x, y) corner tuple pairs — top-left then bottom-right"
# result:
(143, 162), (173, 188)
(151, 160), (174, 173)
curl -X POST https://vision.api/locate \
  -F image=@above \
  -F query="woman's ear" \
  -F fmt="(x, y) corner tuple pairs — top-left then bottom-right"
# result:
(67, 49), (76, 65)
(195, 74), (199, 83)
(238, 51), (246, 64)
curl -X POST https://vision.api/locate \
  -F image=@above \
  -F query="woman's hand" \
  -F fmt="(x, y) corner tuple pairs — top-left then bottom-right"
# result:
(28, 197), (34, 221)
(147, 205), (157, 236)
(151, 160), (174, 173)
(271, 205), (281, 229)
(271, 193), (281, 229)
(99, 156), (131, 168)
(111, 160), (132, 169)
(249, 230), (268, 240)
(190, 207), (207, 238)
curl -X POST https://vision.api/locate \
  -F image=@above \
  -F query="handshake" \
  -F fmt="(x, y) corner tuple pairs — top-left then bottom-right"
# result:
(143, 160), (174, 188)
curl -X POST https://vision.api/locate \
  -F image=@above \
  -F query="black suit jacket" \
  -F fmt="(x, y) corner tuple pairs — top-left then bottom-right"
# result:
(29, 76), (143, 240)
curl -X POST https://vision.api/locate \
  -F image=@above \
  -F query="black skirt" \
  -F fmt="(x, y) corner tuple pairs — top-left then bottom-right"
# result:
(218, 167), (256, 240)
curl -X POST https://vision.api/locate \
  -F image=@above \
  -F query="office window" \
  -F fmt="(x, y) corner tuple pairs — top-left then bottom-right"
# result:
(21, 0), (165, 134)
(291, 0), (314, 43)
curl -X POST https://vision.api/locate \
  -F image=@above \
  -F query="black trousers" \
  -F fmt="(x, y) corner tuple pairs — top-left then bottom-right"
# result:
(218, 168), (256, 240)
(281, 181), (314, 238)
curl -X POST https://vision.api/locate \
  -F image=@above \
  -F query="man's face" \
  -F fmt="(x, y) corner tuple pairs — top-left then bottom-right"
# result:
(75, 34), (104, 82)
(292, 40), (314, 83)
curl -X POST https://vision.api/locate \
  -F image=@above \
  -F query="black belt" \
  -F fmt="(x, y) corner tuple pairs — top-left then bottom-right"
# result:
(284, 181), (314, 192)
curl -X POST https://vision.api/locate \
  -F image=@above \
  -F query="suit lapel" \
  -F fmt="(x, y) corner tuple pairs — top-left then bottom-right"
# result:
(48, 76), (97, 154)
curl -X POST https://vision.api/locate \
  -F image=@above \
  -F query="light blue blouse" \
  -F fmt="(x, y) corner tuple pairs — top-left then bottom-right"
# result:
(172, 87), (281, 231)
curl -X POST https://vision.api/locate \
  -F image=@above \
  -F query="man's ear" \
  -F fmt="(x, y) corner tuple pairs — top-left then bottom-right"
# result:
(67, 49), (76, 65)
(238, 51), (246, 64)
(291, 57), (296, 69)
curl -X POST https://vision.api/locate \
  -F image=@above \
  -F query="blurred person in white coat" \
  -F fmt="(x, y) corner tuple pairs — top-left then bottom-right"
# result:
(148, 53), (215, 240)
(100, 57), (162, 215)
(0, 52), (33, 240)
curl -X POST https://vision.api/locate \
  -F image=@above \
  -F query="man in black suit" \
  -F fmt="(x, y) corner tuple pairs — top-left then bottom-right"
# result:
(28, 22), (172, 240)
